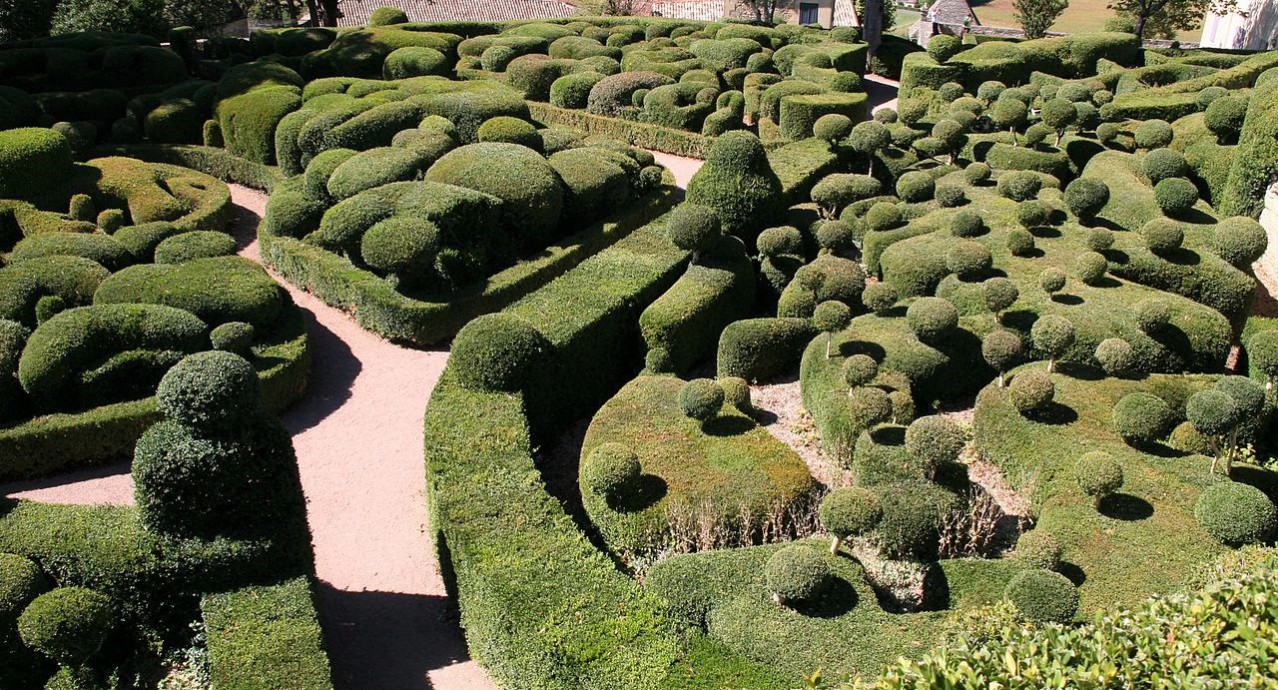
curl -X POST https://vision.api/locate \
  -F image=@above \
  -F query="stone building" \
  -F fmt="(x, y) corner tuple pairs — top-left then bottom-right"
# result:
(1201, 0), (1278, 50)
(650, 0), (860, 30)
(910, 0), (979, 45)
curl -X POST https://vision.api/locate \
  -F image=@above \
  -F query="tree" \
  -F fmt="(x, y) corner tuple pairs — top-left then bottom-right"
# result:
(1014, 0), (1068, 39)
(814, 300), (852, 359)
(990, 99), (1029, 145)
(1106, 0), (1237, 39)
(740, 0), (785, 22)
(0, 0), (58, 42)
(849, 121), (891, 176)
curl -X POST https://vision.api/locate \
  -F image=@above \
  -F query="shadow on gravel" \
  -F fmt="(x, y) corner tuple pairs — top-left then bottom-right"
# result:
(315, 583), (473, 690)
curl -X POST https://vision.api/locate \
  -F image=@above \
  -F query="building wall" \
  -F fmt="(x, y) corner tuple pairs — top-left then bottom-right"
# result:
(833, 0), (859, 27)
(1202, 0), (1278, 50)
(653, 0), (838, 28)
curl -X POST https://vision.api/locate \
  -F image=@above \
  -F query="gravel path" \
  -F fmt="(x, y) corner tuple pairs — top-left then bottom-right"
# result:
(865, 74), (900, 116)
(1, 186), (493, 690)
(649, 150), (703, 188)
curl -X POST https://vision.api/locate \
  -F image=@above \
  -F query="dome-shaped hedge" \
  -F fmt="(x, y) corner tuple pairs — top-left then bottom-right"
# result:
(450, 313), (548, 392)
(1064, 178), (1109, 222)
(425, 142), (565, 251)
(1194, 481), (1277, 545)
(1213, 216), (1267, 268)
(18, 587), (113, 666)
(0, 554), (46, 626)
(1112, 392), (1175, 446)
(1153, 178), (1198, 217)
(946, 241), (992, 281)
(1004, 569), (1078, 623)
(904, 415), (964, 476)
(156, 351), (261, 430)
(1094, 337), (1136, 377)
(765, 545), (833, 606)
(896, 171), (935, 203)
(686, 131), (782, 239)
(1142, 148), (1187, 184)
(906, 297), (958, 343)
(583, 443), (641, 504)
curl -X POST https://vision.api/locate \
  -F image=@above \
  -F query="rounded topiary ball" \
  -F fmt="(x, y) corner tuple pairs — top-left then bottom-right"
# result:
(1186, 388), (1242, 438)
(865, 202), (902, 231)
(757, 225), (803, 258)
(1087, 228), (1115, 252)
(1015, 531), (1062, 571)
(679, 378), (724, 423)
(946, 241), (992, 281)
(1073, 251), (1108, 286)
(863, 282), (897, 315)
(156, 351), (261, 430)
(368, 5), (408, 25)
(817, 220), (855, 253)
(1016, 200), (1051, 229)
(1169, 420), (1213, 455)
(1194, 481), (1277, 545)
(998, 171), (1042, 202)
(1075, 450), (1123, 505)
(451, 313), (548, 393)
(35, 295), (65, 325)
(820, 486), (882, 540)
(842, 354), (879, 388)
(1039, 267), (1067, 295)
(1134, 298), (1171, 334)
(904, 415), (965, 475)
(1205, 95), (1247, 139)
(1213, 216), (1268, 268)
(583, 443), (641, 504)
(1064, 177), (1109, 222)
(813, 113), (853, 143)
(1007, 228), (1035, 256)
(667, 203), (721, 254)
(964, 162), (992, 186)
(983, 329), (1023, 377)
(1134, 119), (1173, 149)
(18, 587), (113, 666)
(1004, 569), (1078, 623)
(935, 183), (966, 208)
(1095, 337), (1136, 378)
(906, 297), (958, 343)
(1248, 329), (1278, 385)
(1142, 218), (1185, 255)
(1142, 148), (1188, 184)
(765, 545), (832, 606)
(0, 554), (46, 626)
(896, 171), (935, 203)
(875, 483), (958, 561)
(1112, 392), (1175, 446)
(210, 321), (255, 357)
(848, 386), (893, 430)
(1010, 369), (1054, 415)
(476, 116), (541, 150)
(951, 209), (985, 237)
(1154, 178), (1198, 217)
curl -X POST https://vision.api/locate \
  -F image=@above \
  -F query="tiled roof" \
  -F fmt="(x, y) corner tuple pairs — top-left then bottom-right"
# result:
(334, 0), (582, 26)
(927, 0), (979, 26)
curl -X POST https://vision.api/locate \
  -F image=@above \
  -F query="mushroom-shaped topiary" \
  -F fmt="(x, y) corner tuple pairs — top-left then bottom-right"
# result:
(976, 276), (1017, 322)
(1004, 569), (1078, 623)
(820, 487), (882, 554)
(1031, 314), (1074, 372)
(1142, 148), (1187, 184)
(1154, 177), (1198, 217)
(1194, 481), (1278, 546)
(1213, 216), (1268, 268)
(982, 329), (1023, 387)
(951, 209), (985, 237)
(1142, 217), (1185, 254)
(583, 443), (641, 506)
(946, 241), (992, 281)
(1063, 178), (1109, 224)
(1039, 267), (1067, 300)
(1073, 251), (1108, 286)
(1075, 450), (1123, 509)
(813, 113), (853, 144)
(1007, 228), (1035, 257)
(1112, 392), (1175, 447)
(1041, 98), (1078, 145)
(679, 378), (725, 425)
(1094, 337), (1136, 378)
(989, 99), (1028, 144)
(18, 587), (112, 668)
(765, 545), (833, 606)
(904, 415), (965, 479)
(812, 174), (880, 218)
(862, 282), (897, 315)
(842, 354), (879, 388)
(1010, 369), (1055, 416)
(667, 203), (722, 260)
(906, 297), (958, 344)
(1186, 388), (1244, 474)
(848, 120), (890, 175)
(1015, 531), (1062, 571)
(814, 300), (852, 359)
(1135, 298), (1171, 334)
(451, 313), (548, 393)
(1134, 118), (1173, 149)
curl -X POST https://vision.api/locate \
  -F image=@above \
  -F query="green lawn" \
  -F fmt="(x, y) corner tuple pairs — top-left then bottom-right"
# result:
(965, 0), (1203, 42)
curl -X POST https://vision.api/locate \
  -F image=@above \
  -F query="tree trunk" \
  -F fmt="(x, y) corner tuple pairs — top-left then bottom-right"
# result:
(998, 372), (1005, 388)
(1048, 357), (1055, 373)
(830, 536), (842, 555)
(1134, 13), (1148, 38)
(864, 0), (883, 64)
(826, 334), (832, 359)
(319, 0), (339, 26)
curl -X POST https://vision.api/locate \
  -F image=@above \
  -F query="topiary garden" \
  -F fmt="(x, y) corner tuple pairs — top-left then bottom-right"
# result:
(4, 11), (1278, 690)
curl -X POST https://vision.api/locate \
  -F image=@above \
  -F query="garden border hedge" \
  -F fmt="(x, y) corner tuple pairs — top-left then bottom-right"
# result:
(528, 101), (716, 157)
